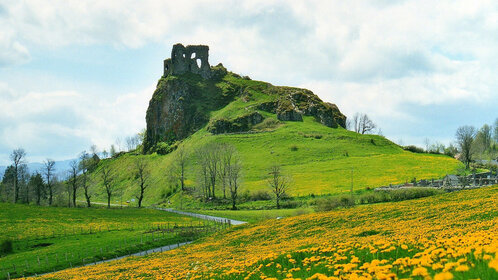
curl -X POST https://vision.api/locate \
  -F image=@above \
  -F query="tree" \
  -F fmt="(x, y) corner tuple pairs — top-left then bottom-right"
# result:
(218, 143), (237, 199)
(475, 124), (492, 153)
(43, 159), (56, 205)
(79, 151), (92, 207)
(30, 173), (45, 205)
(101, 166), (115, 208)
(196, 143), (220, 199)
(110, 145), (117, 157)
(456, 126), (477, 169)
(90, 145), (98, 156)
(267, 165), (290, 209)
(351, 113), (377, 134)
(174, 146), (188, 191)
(494, 118), (498, 144)
(135, 159), (149, 208)
(69, 160), (79, 207)
(18, 165), (30, 204)
(423, 138), (431, 153)
(227, 154), (242, 210)
(10, 148), (26, 203)
(1, 166), (15, 202)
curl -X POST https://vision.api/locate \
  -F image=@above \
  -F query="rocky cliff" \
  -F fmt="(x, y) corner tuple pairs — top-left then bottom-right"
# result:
(143, 44), (347, 153)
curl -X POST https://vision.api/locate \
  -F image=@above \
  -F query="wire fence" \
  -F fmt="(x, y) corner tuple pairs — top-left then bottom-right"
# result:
(1, 219), (231, 280)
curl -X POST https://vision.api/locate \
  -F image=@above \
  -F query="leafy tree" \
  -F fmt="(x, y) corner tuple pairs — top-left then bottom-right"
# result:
(1, 166), (15, 202)
(29, 172), (45, 205)
(135, 159), (149, 208)
(456, 126), (477, 169)
(267, 165), (290, 209)
(43, 159), (56, 205)
(10, 148), (26, 203)
(474, 124), (492, 153)
(494, 118), (498, 143)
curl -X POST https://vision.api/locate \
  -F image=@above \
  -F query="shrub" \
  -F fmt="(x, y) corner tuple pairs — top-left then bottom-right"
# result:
(256, 118), (280, 130)
(403, 145), (425, 153)
(250, 190), (272, 201)
(279, 200), (301, 209)
(290, 145), (299, 151)
(315, 195), (354, 212)
(154, 142), (172, 155)
(0, 239), (13, 256)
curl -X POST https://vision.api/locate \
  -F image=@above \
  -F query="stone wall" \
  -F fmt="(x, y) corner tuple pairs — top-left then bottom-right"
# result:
(164, 43), (211, 79)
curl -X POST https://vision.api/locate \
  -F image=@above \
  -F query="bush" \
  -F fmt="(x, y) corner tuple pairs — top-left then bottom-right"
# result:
(256, 118), (280, 130)
(154, 142), (172, 155)
(403, 145), (425, 153)
(0, 239), (13, 256)
(279, 200), (301, 209)
(250, 190), (272, 201)
(315, 195), (354, 212)
(290, 145), (299, 151)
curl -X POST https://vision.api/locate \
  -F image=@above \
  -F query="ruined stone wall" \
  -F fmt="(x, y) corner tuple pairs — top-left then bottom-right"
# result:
(164, 43), (211, 79)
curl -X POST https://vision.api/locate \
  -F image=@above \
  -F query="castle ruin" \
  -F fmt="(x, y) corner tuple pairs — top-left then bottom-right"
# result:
(164, 43), (211, 79)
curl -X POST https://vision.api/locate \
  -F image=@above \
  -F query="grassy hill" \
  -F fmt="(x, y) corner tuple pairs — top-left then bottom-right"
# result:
(81, 71), (462, 207)
(37, 185), (498, 279)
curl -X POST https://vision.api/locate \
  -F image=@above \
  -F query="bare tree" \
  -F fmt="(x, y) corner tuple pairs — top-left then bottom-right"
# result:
(10, 148), (26, 203)
(79, 151), (92, 207)
(43, 159), (56, 205)
(423, 138), (431, 153)
(69, 160), (79, 207)
(358, 114), (376, 134)
(267, 165), (290, 209)
(197, 147), (211, 199)
(101, 165), (115, 208)
(351, 113), (377, 134)
(90, 145), (98, 156)
(456, 125), (477, 169)
(218, 143), (237, 199)
(135, 159), (149, 208)
(227, 155), (242, 210)
(197, 143), (220, 199)
(174, 146), (188, 191)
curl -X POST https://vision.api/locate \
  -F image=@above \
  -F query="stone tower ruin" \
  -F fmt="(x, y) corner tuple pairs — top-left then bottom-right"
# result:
(164, 43), (211, 79)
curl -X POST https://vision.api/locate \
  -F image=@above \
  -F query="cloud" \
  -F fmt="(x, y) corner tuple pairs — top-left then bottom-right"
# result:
(0, 83), (153, 165)
(0, 0), (497, 161)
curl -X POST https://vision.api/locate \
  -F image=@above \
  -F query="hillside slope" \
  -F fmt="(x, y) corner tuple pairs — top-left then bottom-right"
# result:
(83, 67), (462, 206)
(39, 186), (498, 279)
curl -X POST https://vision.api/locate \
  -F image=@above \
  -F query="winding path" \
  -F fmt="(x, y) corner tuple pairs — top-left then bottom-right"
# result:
(154, 208), (247, 225)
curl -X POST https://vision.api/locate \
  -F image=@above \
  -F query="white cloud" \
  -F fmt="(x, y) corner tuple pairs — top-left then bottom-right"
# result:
(0, 82), (152, 164)
(0, 0), (497, 162)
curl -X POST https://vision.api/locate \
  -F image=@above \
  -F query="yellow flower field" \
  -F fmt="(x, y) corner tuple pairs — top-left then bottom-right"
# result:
(35, 186), (498, 279)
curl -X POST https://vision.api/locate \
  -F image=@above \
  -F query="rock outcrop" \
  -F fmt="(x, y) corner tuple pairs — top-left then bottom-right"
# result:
(143, 44), (347, 153)
(207, 112), (264, 134)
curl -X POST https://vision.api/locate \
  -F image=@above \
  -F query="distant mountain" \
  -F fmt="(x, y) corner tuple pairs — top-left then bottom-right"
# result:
(0, 159), (75, 179)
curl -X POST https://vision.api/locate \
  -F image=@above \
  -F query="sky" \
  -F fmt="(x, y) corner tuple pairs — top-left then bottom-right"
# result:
(0, 0), (497, 166)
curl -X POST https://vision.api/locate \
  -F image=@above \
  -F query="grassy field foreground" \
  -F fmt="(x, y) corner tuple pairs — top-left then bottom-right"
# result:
(0, 203), (205, 278)
(35, 185), (498, 279)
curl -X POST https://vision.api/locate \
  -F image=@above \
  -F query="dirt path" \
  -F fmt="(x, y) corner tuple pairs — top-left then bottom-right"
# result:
(154, 207), (247, 225)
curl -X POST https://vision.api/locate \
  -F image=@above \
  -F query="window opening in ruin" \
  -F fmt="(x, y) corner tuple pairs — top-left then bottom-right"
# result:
(196, 58), (202, 68)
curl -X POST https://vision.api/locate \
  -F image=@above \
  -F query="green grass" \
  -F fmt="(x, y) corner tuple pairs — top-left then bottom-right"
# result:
(81, 73), (463, 207)
(0, 203), (209, 279)
(86, 116), (462, 207)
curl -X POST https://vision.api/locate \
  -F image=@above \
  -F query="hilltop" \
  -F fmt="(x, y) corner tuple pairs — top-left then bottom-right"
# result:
(83, 44), (462, 206)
